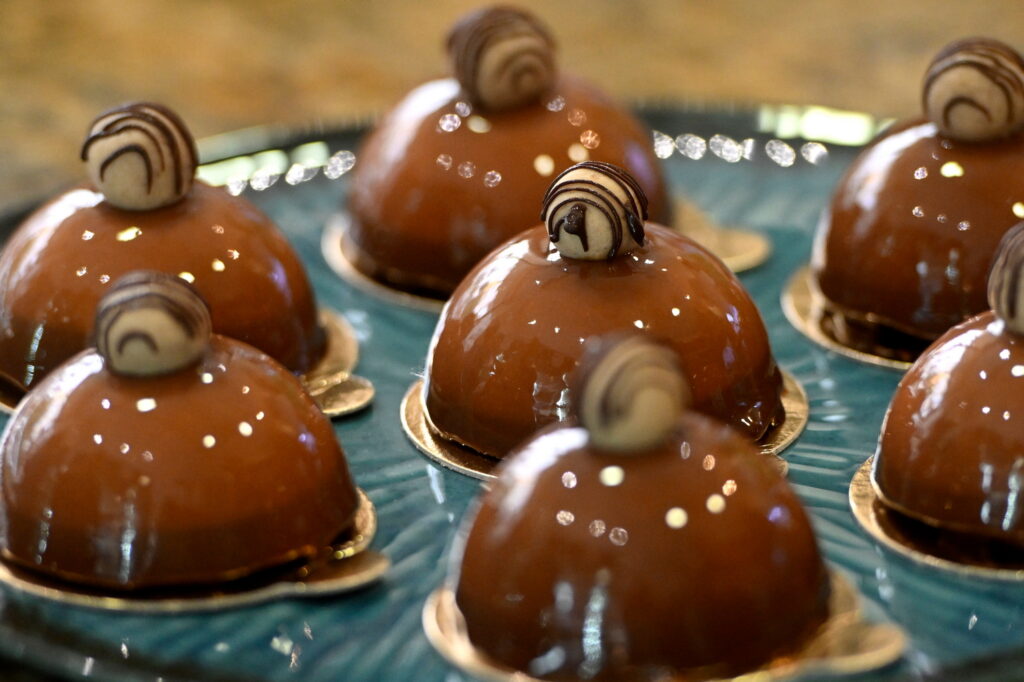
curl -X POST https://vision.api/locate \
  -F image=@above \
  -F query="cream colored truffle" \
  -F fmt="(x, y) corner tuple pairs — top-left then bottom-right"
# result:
(988, 222), (1024, 334)
(81, 102), (198, 211)
(95, 271), (212, 377)
(447, 6), (556, 112)
(542, 161), (648, 260)
(924, 38), (1024, 142)
(575, 335), (690, 452)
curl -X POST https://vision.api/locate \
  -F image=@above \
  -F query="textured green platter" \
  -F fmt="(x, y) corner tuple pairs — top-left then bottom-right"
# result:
(0, 106), (1019, 681)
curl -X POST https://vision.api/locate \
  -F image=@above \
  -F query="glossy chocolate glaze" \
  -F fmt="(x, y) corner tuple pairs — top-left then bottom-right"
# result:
(454, 414), (830, 680)
(425, 223), (783, 458)
(0, 182), (324, 390)
(345, 75), (671, 296)
(0, 336), (357, 589)
(812, 118), (1024, 342)
(875, 311), (1024, 546)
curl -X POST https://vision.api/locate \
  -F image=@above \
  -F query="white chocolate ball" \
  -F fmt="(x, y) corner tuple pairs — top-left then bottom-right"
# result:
(95, 271), (212, 377)
(989, 223), (1024, 335)
(542, 162), (648, 260)
(448, 7), (556, 112)
(924, 38), (1024, 142)
(81, 102), (197, 211)
(575, 336), (690, 453)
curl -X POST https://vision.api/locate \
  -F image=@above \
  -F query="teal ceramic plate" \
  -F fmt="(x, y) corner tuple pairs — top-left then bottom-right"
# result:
(0, 105), (1019, 681)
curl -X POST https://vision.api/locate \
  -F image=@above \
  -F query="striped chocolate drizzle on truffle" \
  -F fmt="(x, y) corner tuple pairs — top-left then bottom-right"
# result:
(988, 223), (1024, 334)
(572, 335), (689, 452)
(95, 270), (212, 377)
(923, 38), (1024, 141)
(542, 161), (648, 259)
(446, 6), (555, 111)
(81, 102), (198, 209)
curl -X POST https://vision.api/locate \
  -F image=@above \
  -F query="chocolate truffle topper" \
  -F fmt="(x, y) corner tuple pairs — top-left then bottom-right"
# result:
(786, 38), (1024, 369)
(447, 5), (556, 112)
(403, 161), (807, 479)
(81, 102), (198, 211)
(425, 335), (904, 681)
(852, 222), (1024, 578)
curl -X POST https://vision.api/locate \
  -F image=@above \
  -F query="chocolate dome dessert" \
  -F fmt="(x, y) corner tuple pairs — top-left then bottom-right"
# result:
(812, 38), (1024, 357)
(343, 5), (671, 296)
(0, 272), (358, 589)
(874, 222), (1024, 547)
(0, 102), (325, 393)
(423, 161), (783, 459)
(448, 335), (830, 680)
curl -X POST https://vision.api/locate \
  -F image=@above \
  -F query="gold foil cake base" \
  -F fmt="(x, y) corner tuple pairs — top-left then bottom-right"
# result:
(782, 266), (913, 371)
(0, 307), (372, 418)
(401, 372), (807, 481)
(423, 570), (905, 682)
(0, 489), (388, 613)
(302, 308), (374, 418)
(674, 198), (772, 273)
(321, 214), (446, 313)
(850, 459), (1024, 581)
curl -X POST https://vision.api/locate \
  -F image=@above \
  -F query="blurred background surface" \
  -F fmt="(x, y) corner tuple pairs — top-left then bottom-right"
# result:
(2, 0), (1024, 212)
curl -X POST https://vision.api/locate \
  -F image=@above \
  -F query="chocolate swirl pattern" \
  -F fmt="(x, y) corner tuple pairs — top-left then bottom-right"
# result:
(542, 161), (648, 260)
(988, 222), (1024, 334)
(446, 6), (556, 112)
(94, 270), (212, 377)
(924, 38), (1024, 141)
(81, 102), (198, 210)
(573, 335), (690, 452)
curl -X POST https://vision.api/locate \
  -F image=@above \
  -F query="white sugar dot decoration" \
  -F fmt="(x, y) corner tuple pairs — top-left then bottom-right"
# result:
(665, 507), (688, 529)
(706, 494), (726, 514)
(599, 465), (625, 487)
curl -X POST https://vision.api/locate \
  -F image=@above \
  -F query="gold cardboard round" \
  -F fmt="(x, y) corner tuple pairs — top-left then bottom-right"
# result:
(0, 489), (389, 613)
(423, 570), (905, 682)
(303, 308), (374, 417)
(782, 266), (913, 371)
(321, 214), (446, 313)
(850, 459), (1024, 581)
(401, 372), (807, 481)
(673, 198), (772, 273)
(0, 307), (371, 418)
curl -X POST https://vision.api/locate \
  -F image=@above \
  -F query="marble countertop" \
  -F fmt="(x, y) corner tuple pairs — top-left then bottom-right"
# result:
(2, 0), (1023, 213)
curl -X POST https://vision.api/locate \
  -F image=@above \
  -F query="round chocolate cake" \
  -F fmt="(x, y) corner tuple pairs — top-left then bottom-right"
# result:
(874, 222), (1024, 546)
(344, 6), (671, 296)
(812, 38), (1024, 354)
(0, 272), (357, 589)
(450, 335), (830, 680)
(0, 102), (325, 392)
(424, 162), (783, 458)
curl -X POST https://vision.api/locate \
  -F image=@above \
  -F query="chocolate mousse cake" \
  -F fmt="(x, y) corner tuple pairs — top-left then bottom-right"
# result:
(449, 335), (830, 679)
(0, 272), (357, 589)
(0, 102), (325, 392)
(812, 38), (1024, 359)
(423, 161), (784, 459)
(343, 5), (671, 296)
(874, 222), (1024, 548)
